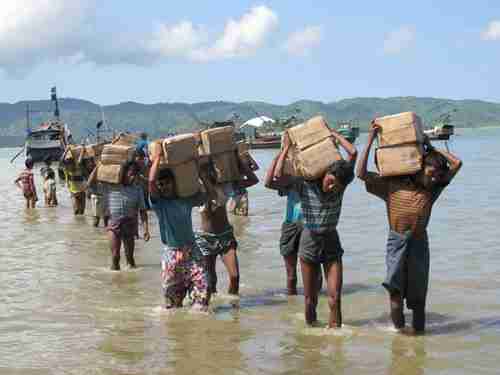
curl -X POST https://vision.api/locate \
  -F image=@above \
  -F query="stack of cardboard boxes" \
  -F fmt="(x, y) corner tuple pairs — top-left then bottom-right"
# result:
(374, 112), (425, 177)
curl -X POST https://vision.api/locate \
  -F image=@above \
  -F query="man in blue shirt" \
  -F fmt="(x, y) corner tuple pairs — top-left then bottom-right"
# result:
(149, 155), (209, 311)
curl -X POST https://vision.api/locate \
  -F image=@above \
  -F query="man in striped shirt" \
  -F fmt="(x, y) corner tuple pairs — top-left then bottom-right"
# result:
(357, 122), (462, 334)
(100, 162), (150, 270)
(271, 129), (357, 328)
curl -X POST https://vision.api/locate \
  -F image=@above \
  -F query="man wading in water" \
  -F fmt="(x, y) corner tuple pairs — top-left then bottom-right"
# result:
(88, 161), (150, 270)
(196, 160), (259, 296)
(149, 155), (210, 311)
(271, 130), (357, 328)
(357, 122), (462, 334)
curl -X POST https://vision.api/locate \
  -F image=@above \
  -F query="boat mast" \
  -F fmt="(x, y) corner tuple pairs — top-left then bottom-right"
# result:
(51, 86), (60, 120)
(26, 104), (31, 132)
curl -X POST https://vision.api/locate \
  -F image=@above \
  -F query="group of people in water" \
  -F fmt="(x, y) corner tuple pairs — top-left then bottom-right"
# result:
(14, 123), (462, 334)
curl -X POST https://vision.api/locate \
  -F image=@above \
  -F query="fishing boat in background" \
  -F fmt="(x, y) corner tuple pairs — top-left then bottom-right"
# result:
(336, 120), (360, 144)
(24, 87), (71, 163)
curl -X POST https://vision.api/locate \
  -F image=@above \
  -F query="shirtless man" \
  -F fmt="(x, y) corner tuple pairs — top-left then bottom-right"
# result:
(357, 122), (462, 334)
(196, 161), (259, 295)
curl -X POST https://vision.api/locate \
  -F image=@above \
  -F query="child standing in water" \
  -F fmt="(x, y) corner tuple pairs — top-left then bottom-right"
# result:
(15, 159), (38, 209)
(149, 155), (210, 311)
(43, 169), (58, 207)
(357, 123), (462, 334)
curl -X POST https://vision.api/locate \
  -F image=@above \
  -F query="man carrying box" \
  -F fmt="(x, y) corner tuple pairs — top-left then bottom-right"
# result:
(270, 128), (357, 328)
(357, 122), (462, 334)
(149, 155), (210, 311)
(196, 160), (259, 296)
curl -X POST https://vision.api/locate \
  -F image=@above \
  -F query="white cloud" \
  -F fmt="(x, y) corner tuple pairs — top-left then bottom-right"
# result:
(481, 20), (500, 41)
(192, 5), (278, 61)
(148, 21), (205, 58)
(284, 25), (323, 56)
(0, 2), (278, 76)
(383, 26), (415, 55)
(0, 0), (96, 76)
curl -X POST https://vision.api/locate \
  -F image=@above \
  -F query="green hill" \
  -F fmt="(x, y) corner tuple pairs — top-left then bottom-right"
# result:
(1, 96), (499, 145)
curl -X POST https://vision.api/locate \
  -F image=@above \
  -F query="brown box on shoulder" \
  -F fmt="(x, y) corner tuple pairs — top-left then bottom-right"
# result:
(375, 144), (424, 177)
(212, 151), (241, 183)
(113, 133), (139, 146)
(287, 116), (331, 151)
(97, 164), (124, 184)
(162, 134), (197, 166)
(171, 160), (201, 198)
(375, 112), (424, 147)
(100, 144), (136, 165)
(200, 126), (235, 155)
(296, 138), (341, 180)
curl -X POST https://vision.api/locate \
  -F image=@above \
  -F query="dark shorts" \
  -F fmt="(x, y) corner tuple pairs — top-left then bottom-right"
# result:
(383, 230), (430, 310)
(107, 216), (139, 240)
(299, 227), (344, 265)
(279, 222), (303, 257)
(195, 228), (238, 257)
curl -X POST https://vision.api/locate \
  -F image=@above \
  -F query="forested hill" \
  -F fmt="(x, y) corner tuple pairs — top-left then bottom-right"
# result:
(1, 96), (499, 144)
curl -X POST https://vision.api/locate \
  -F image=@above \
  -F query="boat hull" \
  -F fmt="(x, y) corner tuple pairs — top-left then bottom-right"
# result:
(26, 147), (64, 163)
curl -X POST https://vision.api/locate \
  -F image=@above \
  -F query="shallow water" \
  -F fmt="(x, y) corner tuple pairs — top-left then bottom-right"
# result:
(1, 128), (499, 374)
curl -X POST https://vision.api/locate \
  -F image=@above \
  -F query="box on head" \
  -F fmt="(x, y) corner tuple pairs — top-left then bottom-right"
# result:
(373, 112), (425, 177)
(199, 126), (243, 183)
(96, 144), (137, 184)
(284, 116), (341, 180)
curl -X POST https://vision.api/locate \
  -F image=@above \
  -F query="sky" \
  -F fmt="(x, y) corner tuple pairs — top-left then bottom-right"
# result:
(1, 0), (500, 105)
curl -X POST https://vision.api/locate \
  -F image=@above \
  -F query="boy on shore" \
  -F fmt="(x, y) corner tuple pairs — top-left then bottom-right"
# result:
(271, 130), (357, 328)
(196, 161), (259, 295)
(15, 158), (38, 209)
(357, 123), (462, 334)
(149, 155), (210, 311)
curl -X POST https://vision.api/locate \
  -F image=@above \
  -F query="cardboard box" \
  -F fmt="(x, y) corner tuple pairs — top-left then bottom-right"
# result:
(97, 164), (124, 184)
(212, 151), (241, 183)
(287, 116), (331, 151)
(100, 144), (136, 165)
(171, 160), (201, 198)
(375, 112), (424, 147)
(149, 139), (164, 159)
(296, 138), (342, 180)
(201, 126), (235, 155)
(236, 141), (259, 171)
(162, 134), (197, 166)
(282, 146), (300, 176)
(376, 144), (424, 177)
(113, 133), (139, 146)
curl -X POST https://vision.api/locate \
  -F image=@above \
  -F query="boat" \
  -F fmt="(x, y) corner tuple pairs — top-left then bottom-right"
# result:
(336, 120), (360, 144)
(25, 87), (71, 163)
(248, 134), (281, 149)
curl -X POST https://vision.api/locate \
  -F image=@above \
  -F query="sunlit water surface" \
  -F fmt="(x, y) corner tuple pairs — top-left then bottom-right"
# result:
(1, 128), (499, 374)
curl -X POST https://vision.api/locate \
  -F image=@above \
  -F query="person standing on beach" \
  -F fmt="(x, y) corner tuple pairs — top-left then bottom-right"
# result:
(15, 158), (38, 209)
(271, 130), (357, 328)
(357, 122), (462, 334)
(149, 155), (210, 311)
(196, 161), (259, 296)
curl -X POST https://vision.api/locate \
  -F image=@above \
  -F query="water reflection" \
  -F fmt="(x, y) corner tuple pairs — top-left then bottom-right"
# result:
(389, 336), (426, 375)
